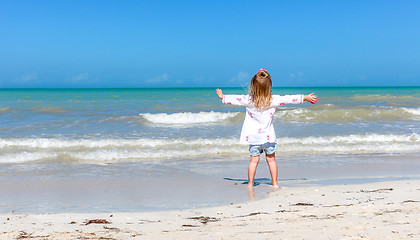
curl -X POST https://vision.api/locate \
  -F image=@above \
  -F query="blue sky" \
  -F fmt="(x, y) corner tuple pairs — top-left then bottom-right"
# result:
(1, 0), (419, 88)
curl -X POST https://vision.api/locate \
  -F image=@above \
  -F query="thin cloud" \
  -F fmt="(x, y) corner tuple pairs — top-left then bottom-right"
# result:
(145, 73), (169, 84)
(193, 76), (214, 84)
(230, 72), (251, 83)
(66, 73), (99, 85)
(71, 73), (89, 82)
(289, 72), (305, 83)
(17, 73), (38, 83)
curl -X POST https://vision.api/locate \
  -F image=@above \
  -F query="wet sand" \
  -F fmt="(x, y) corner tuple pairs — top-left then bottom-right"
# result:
(1, 179), (419, 239)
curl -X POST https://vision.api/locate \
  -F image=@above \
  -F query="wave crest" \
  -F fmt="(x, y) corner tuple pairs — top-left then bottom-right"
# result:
(350, 94), (420, 105)
(0, 107), (10, 113)
(403, 108), (420, 116)
(139, 111), (240, 125)
(1, 133), (419, 163)
(276, 106), (420, 122)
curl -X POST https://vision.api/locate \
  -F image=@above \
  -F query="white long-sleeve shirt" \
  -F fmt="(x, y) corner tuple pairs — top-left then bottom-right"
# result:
(222, 94), (304, 144)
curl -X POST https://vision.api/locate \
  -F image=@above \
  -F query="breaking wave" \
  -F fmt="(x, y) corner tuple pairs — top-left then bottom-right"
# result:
(139, 111), (240, 125)
(138, 106), (420, 126)
(275, 105), (420, 122)
(1, 133), (419, 163)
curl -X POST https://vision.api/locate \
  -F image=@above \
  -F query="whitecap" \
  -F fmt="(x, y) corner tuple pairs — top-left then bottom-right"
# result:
(1, 133), (419, 164)
(139, 111), (240, 125)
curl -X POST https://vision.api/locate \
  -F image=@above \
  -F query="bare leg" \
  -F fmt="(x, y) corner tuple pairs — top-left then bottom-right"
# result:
(266, 153), (279, 187)
(248, 156), (260, 187)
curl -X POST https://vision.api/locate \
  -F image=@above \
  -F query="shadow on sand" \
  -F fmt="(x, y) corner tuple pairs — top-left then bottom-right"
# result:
(223, 177), (307, 186)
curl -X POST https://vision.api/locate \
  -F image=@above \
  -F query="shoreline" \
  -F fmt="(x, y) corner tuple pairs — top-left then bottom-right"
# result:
(1, 178), (419, 239)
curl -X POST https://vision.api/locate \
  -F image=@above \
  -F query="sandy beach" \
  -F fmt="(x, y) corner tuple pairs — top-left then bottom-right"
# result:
(1, 179), (419, 240)
(2, 0), (420, 238)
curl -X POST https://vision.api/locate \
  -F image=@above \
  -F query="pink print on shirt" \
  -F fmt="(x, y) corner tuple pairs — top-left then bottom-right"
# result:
(221, 94), (303, 144)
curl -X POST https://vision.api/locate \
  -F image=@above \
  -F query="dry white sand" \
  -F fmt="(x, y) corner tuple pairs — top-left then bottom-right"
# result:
(1, 179), (419, 240)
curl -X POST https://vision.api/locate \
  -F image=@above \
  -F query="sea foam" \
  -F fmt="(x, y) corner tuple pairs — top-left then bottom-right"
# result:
(1, 133), (419, 163)
(275, 106), (420, 122)
(403, 108), (420, 116)
(139, 111), (240, 125)
(139, 106), (420, 126)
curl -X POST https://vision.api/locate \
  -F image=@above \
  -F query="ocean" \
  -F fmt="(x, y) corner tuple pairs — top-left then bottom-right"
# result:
(1, 87), (420, 213)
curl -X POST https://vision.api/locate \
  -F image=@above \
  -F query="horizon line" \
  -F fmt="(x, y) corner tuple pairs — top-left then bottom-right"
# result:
(1, 85), (420, 90)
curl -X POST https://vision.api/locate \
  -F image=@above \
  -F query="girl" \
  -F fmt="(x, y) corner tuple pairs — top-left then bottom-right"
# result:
(216, 68), (317, 188)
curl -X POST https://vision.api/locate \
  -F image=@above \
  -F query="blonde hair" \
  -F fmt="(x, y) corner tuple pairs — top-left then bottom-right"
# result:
(249, 70), (272, 110)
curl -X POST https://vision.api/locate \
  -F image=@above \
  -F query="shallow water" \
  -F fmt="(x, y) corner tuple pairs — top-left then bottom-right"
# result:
(1, 87), (419, 213)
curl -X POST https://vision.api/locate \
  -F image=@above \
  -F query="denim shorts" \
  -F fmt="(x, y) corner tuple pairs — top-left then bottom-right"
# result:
(249, 142), (277, 156)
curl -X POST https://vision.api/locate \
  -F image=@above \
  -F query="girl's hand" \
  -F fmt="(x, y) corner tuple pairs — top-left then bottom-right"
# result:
(216, 88), (224, 99)
(304, 93), (317, 104)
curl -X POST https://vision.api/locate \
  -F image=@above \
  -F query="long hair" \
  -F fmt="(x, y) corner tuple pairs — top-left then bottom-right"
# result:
(249, 70), (272, 110)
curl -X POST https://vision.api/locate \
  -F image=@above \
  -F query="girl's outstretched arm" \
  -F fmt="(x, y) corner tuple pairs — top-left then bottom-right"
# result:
(304, 93), (318, 104)
(216, 89), (248, 106)
(216, 88), (224, 99)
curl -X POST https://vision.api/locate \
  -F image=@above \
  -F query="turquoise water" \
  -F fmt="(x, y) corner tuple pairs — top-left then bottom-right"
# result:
(0, 87), (420, 213)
